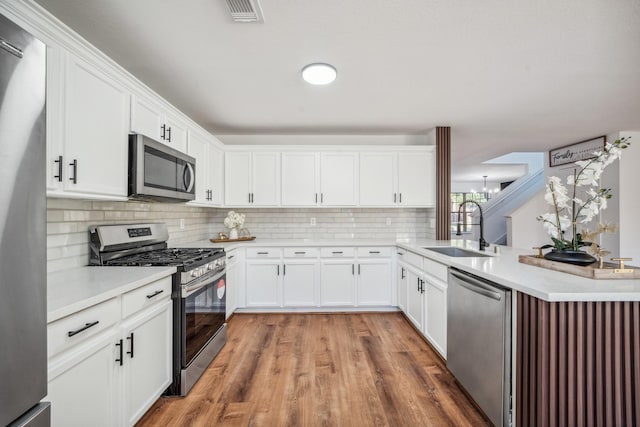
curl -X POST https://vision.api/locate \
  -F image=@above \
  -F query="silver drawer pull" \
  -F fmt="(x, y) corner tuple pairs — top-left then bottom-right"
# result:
(146, 290), (164, 299)
(332, 251), (343, 254)
(369, 251), (381, 254)
(294, 251), (306, 255)
(68, 321), (99, 337)
(257, 252), (269, 255)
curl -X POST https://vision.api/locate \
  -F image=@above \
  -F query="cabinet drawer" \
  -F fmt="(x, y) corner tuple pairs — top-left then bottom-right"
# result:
(423, 257), (448, 282)
(48, 297), (119, 358)
(122, 276), (172, 319)
(356, 247), (392, 258)
(283, 247), (319, 258)
(402, 251), (423, 269)
(246, 248), (282, 258)
(320, 247), (355, 258)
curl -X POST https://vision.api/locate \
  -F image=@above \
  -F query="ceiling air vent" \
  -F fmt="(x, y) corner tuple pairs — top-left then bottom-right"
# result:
(225, 0), (265, 23)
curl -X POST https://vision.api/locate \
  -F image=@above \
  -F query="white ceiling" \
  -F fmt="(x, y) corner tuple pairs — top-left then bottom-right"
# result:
(35, 0), (640, 184)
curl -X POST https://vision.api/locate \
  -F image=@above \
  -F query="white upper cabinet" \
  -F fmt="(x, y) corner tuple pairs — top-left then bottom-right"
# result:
(320, 153), (358, 206)
(282, 151), (359, 207)
(59, 52), (129, 198)
(397, 151), (436, 207)
(359, 152), (397, 206)
(225, 152), (280, 206)
(360, 150), (435, 207)
(252, 152), (280, 206)
(281, 152), (320, 206)
(225, 152), (251, 206)
(187, 131), (223, 206)
(130, 94), (187, 152)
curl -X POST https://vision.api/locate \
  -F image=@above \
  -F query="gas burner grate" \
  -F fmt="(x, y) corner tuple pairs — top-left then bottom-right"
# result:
(104, 248), (224, 268)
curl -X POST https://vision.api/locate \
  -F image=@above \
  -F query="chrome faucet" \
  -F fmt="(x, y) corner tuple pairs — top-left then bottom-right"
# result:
(456, 200), (489, 251)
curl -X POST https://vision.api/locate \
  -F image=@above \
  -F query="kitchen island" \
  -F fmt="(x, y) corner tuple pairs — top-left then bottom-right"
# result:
(185, 237), (640, 426)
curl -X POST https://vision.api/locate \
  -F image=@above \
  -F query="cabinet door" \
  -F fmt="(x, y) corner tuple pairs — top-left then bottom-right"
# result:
(359, 152), (397, 206)
(282, 261), (317, 307)
(245, 261), (281, 307)
(130, 94), (163, 142)
(47, 332), (119, 427)
(405, 267), (424, 332)
(226, 260), (237, 319)
(225, 152), (252, 206)
(63, 54), (129, 197)
(320, 152), (358, 206)
(164, 114), (188, 152)
(122, 301), (173, 426)
(397, 151), (435, 207)
(209, 145), (224, 206)
(320, 260), (356, 306)
(46, 45), (65, 193)
(187, 132), (210, 204)
(252, 152), (280, 206)
(425, 276), (447, 358)
(357, 260), (392, 306)
(281, 152), (319, 206)
(397, 261), (408, 312)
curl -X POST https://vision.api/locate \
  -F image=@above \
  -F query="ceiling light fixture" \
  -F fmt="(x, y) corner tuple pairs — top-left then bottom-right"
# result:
(302, 63), (337, 85)
(482, 175), (488, 192)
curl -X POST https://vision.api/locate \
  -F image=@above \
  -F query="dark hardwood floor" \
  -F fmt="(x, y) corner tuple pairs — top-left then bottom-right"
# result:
(137, 313), (490, 426)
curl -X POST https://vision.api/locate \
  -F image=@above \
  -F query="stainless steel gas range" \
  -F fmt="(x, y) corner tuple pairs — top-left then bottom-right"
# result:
(89, 223), (226, 396)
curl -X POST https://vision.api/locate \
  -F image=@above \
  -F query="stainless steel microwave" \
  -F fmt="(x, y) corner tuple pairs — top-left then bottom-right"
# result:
(128, 134), (196, 202)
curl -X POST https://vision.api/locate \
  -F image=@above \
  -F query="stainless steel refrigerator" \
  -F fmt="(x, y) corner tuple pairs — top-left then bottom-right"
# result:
(0, 12), (50, 427)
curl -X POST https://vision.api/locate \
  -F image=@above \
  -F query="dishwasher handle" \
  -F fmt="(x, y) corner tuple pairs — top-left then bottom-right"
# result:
(450, 270), (502, 301)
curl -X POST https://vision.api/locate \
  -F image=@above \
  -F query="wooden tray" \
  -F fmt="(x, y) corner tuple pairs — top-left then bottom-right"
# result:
(518, 255), (640, 280)
(209, 236), (256, 243)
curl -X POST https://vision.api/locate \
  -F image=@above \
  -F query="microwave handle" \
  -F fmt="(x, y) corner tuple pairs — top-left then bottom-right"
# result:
(183, 163), (195, 192)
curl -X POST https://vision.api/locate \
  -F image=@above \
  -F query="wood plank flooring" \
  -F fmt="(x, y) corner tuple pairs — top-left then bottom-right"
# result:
(137, 313), (490, 426)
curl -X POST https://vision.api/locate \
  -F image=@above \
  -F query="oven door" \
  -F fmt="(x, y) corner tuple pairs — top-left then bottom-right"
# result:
(181, 272), (226, 368)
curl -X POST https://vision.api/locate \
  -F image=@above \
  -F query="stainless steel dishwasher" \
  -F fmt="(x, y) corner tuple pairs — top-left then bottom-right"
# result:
(447, 267), (512, 427)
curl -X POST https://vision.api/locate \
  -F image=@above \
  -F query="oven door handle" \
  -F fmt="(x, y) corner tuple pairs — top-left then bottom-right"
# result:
(182, 270), (225, 298)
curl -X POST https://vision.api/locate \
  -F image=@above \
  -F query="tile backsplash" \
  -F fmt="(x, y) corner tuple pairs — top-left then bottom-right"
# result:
(47, 198), (435, 272)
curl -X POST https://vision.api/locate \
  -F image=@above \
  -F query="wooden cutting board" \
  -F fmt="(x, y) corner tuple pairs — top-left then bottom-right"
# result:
(518, 255), (640, 280)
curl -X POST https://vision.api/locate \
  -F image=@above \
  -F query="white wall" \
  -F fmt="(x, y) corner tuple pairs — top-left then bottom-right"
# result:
(506, 190), (548, 249)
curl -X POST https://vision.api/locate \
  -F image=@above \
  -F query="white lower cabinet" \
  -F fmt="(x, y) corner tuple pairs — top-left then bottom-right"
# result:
(357, 260), (393, 306)
(319, 260), (356, 306)
(46, 276), (173, 426)
(47, 331), (120, 427)
(405, 265), (425, 332)
(424, 274), (447, 358)
(122, 300), (173, 426)
(282, 260), (318, 307)
(225, 250), (239, 318)
(245, 261), (281, 307)
(396, 260), (409, 311)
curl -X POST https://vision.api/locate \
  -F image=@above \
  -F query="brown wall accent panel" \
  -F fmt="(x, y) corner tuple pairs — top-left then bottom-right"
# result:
(516, 293), (640, 427)
(436, 127), (451, 240)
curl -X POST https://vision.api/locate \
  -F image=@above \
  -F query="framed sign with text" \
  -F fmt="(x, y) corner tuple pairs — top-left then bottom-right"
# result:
(549, 136), (606, 167)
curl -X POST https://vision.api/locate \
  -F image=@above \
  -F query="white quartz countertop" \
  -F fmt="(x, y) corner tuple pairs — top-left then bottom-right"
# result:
(177, 238), (398, 251)
(396, 240), (640, 302)
(47, 266), (176, 323)
(179, 238), (640, 302)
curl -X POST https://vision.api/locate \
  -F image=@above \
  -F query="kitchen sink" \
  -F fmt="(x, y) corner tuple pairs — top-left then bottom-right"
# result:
(423, 247), (491, 257)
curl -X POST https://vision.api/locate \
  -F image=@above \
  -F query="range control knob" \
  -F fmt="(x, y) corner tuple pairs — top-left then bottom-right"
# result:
(190, 270), (198, 278)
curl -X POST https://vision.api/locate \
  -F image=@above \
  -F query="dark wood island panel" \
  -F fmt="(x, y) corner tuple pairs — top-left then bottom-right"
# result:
(516, 293), (640, 426)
